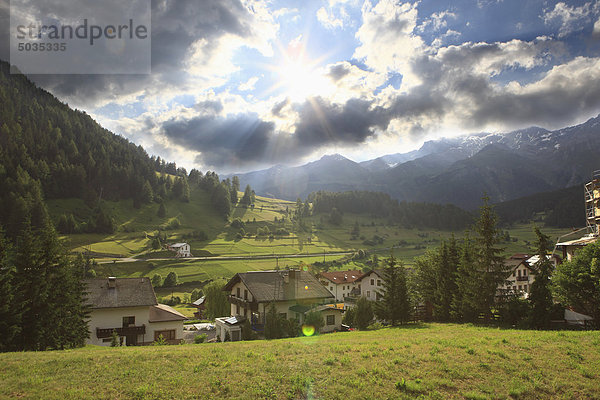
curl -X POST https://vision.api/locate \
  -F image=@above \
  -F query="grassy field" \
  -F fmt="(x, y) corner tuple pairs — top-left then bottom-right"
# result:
(1, 323), (598, 399)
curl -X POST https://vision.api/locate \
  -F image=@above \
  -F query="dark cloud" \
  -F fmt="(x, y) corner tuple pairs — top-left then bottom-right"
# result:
(159, 96), (394, 169)
(270, 98), (289, 117)
(326, 63), (351, 82)
(0, 0), (261, 106)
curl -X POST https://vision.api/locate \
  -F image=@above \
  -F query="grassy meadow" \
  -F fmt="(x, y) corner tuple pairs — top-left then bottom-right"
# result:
(1, 324), (598, 399)
(48, 189), (573, 295)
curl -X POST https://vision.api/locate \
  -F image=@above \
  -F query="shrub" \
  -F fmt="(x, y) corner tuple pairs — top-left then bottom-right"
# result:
(194, 334), (207, 344)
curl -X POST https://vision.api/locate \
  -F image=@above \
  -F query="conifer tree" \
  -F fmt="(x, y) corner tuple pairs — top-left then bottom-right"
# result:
(528, 227), (554, 329)
(375, 255), (410, 325)
(0, 229), (19, 352)
(452, 233), (482, 322)
(475, 196), (508, 321)
(354, 296), (374, 329)
(433, 236), (460, 321)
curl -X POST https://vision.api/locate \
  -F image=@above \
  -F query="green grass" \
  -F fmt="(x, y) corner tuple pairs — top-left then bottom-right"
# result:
(1, 324), (598, 399)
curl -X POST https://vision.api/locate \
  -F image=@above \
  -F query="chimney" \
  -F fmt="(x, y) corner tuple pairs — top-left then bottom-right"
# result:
(108, 277), (116, 289)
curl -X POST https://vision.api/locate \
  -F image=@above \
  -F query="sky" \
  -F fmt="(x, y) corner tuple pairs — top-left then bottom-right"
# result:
(2, 0), (600, 174)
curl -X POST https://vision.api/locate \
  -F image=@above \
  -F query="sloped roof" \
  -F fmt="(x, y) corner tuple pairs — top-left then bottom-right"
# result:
(170, 243), (188, 248)
(85, 277), (157, 309)
(358, 268), (385, 281)
(192, 296), (206, 306)
(556, 236), (598, 247)
(320, 270), (364, 284)
(224, 270), (334, 303)
(149, 304), (186, 322)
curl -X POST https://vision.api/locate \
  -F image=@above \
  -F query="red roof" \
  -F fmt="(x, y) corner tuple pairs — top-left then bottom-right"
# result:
(320, 270), (364, 284)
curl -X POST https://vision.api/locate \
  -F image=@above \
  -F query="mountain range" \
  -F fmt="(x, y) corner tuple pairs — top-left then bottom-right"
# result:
(231, 116), (600, 209)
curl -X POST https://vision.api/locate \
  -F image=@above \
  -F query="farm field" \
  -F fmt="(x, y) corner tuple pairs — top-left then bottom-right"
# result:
(1, 324), (598, 399)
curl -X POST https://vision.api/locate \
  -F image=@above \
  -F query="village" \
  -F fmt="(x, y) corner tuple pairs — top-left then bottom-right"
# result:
(84, 175), (600, 346)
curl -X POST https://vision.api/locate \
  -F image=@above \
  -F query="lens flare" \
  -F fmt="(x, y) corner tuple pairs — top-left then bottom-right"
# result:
(302, 324), (315, 337)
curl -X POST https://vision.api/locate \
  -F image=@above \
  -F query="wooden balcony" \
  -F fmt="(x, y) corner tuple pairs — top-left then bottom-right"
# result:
(96, 325), (146, 339)
(516, 276), (529, 282)
(227, 295), (258, 311)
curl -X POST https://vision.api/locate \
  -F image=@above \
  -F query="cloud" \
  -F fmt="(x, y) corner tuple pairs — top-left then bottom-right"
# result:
(353, 0), (424, 89)
(4, 0), (277, 109)
(542, 1), (599, 38)
(317, 7), (344, 30)
(238, 76), (259, 91)
(594, 18), (600, 38)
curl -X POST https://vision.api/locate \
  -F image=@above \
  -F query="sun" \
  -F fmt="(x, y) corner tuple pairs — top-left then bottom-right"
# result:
(271, 36), (330, 102)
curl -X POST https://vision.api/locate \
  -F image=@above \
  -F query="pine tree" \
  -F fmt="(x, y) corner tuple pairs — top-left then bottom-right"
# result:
(376, 255), (410, 325)
(528, 227), (554, 329)
(354, 296), (374, 329)
(0, 229), (19, 352)
(475, 196), (508, 321)
(240, 185), (253, 205)
(452, 234), (482, 322)
(157, 202), (166, 218)
(433, 236), (460, 321)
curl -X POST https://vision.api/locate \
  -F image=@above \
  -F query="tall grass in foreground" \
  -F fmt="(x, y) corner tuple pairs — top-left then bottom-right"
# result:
(1, 324), (598, 399)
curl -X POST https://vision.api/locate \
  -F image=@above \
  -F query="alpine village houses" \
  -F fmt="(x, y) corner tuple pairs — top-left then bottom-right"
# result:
(218, 270), (344, 341)
(85, 277), (186, 346)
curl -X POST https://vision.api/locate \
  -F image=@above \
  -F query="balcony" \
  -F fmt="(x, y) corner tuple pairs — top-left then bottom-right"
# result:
(516, 276), (529, 282)
(96, 325), (146, 339)
(227, 295), (258, 311)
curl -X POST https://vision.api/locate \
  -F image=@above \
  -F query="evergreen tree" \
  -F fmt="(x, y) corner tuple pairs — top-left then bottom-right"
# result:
(354, 296), (374, 330)
(0, 229), (19, 352)
(157, 202), (166, 218)
(230, 176), (240, 205)
(151, 274), (162, 287)
(240, 184), (253, 205)
(141, 180), (153, 204)
(303, 309), (324, 333)
(452, 233), (483, 322)
(474, 196), (508, 321)
(528, 227), (554, 329)
(375, 255), (410, 325)
(433, 236), (460, 321)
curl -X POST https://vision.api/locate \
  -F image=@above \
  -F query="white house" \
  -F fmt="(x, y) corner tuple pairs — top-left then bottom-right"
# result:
(357, 269), (384, 302)
(85, 277), (186, 346)
(318, 269), (364, 302)
(167, 243), (192, 258)
(498, 253), (562, 297)
(222, 269), (340, 339)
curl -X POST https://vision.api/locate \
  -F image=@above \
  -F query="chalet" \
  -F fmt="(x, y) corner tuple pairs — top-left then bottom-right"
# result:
(498, 253), (562, 297)
(222, 270), (340, 338)
(357, 269), (385, 302)
(167, 242), (192, 258)
(85, 277), (186, 346)
(318, 269), (364, 302)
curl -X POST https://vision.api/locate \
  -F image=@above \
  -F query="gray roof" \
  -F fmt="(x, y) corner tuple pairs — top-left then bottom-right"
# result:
(192, 296), (206, 306)
(149, 304), (186, 322)
(224, 270), (334, 303)
(85, 277), (158, 309)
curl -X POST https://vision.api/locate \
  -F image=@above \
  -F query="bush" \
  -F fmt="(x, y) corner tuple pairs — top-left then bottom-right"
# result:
(304, 310), (324, 334)
(194, 334), (207, 344)
(153, 334), (167, 346)
(367, 321), (384, 330)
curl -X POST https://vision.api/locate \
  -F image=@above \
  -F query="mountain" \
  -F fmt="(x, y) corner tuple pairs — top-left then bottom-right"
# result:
(234, 114), (600, 208)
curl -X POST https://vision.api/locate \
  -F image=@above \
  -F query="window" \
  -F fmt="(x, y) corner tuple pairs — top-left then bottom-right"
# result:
(370, 279), (374, 285)
(524, 285), (528, 292)
(518, 285), (522, 290)
(523, 269), (527, 276)
(122, 316), (135, 327)
(367, 290), (371, 297)
(513, 286), (516, 291)
(237, 287), (241, 297)
(330, 287), (334, 291)
(236, 304), (240, 315)
(154, 329), (176, 341)
(512, 271), (515, 277)
(518, 270), (521, 277)
(244, 289), (248, 300)
(376, 292), (381, 301)
(377, 280), (381, 287)
(326, 315), (335, 325)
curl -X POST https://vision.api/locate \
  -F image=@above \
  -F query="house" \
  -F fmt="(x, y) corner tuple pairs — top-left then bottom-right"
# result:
(85, 277), (186, 346)
(318, 269), (364, 302)
(556, 235), (597, 262)
(357, 269), (385, 302)
(215, 315), (246, 342)
(190, 296), (206, 319)
(499, 254), (534, 297)
(167, 243), (192, 258)
(223, 269), (340, 337)
(498, 253), (562, 297)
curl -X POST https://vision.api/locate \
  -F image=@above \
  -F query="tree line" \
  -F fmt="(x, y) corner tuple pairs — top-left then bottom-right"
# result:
(308, 190), (474, 230)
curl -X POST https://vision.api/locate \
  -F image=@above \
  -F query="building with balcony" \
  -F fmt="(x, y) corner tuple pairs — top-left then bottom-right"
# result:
(223, 270), (339, 335)
(498, 253), (561, 298)
(357, 269), (385, 302)
(85, 277), (186, 346)
(318, 269), (364, 302)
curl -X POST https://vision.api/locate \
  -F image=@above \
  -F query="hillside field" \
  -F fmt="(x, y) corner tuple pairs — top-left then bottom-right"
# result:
(1, 324), (598, 399)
